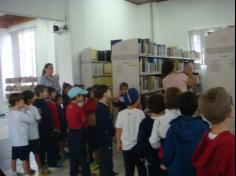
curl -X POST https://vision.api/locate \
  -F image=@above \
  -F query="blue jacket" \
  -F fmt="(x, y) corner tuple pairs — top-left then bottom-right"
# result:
(162, 116), (209, 176)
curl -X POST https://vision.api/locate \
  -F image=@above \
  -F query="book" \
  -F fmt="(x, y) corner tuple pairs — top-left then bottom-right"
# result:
(140, 58), (162, 73)
(104, 63), (112, 75)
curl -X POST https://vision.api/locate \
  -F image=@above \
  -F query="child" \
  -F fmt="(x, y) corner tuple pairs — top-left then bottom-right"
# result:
(113, 82), (129, 112)
(66, 87), (91, 176)
(94, 85), (115, 176)
(162, 91), (209, 176)
(22, 90), (44, 175)
(55, 94), (68, 159)
(192, 87), (235, 176)
(149, 87), (182, 175)
(137, 94), (166, 176)
(62, 82), (72, 112)
(6, 93), (33, 176)
(149, 87), (182, 148)
(46, 87), (62, 168)
(33, 85), (54, 172)
(115, 88), (146, 176)
(84, 85), (99, 170)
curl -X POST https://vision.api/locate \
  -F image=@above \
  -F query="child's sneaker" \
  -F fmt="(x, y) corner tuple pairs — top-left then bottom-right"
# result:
(48, 163), (64, 170)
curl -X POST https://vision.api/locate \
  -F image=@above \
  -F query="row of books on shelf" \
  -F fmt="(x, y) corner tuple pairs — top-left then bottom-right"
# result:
(6, 85), (36, 92)
(140, 76), (163, 94)
(92, 63), (112, 77)
(140, 58), (162, 74)
(138, 38), (201, 59)
(6, 77), (38, 84)
(90, 49), (111, 62)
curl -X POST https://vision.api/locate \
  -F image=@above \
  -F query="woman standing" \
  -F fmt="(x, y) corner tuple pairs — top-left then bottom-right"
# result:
(162, 60), (196, 92)
(39, 63), (61, 93)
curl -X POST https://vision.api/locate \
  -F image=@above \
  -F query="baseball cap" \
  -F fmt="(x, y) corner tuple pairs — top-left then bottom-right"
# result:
(68, 87), (88, 98)
(124, 88), (139, 105)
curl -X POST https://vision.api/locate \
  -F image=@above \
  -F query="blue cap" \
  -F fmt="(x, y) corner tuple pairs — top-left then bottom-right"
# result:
(124, 88), (139, 105)
(68, 87), (88, 98)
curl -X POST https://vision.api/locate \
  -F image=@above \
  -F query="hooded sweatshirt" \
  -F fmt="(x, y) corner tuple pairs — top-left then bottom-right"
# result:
(162, 115), (209, 176)
(192, 131), (235, 176)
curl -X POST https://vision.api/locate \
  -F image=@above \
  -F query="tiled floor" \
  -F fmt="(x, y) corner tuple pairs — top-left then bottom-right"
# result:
(0, 117), (137, 176)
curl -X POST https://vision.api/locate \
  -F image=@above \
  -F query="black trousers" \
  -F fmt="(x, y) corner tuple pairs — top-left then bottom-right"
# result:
(39, 136), (50, 166)
(123, 146), (146, 176)
(68, 129), (91, 176)
(88, 126), (98, 163)
(99, 142), (113, 176)
(159, 169), (168, 176)
(48, 134), (60, 166)
(145, 150), (160, 176)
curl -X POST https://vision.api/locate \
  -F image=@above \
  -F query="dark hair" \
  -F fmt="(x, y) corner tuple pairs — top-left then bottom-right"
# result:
(42, 63), (53, 76)
(55, 94), (63, 101)
(62, 82), (72, 93)
(22, 90), (34, 104)
(165, 87), (182, 109)
(34, 85), (47, 97)
(47, 86), (56, 95)
(87, 85), (99, 98)
(179, 91), (198, 116)
(199, 87), (232, 124)
(162, 60), (175, 75)
(149, 94), (166, 114)
(120, 82), (128, 90)
(94, 85), (109, 100)
(8, 93), (23, 107)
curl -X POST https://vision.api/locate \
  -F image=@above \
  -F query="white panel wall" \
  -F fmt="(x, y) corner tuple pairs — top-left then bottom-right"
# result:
(0, 0), (65, 21)
(68, 0), (152, 83)
(153, 0), (235, 49)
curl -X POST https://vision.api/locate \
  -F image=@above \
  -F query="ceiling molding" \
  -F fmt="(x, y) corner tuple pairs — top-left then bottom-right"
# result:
(0, 14), (34, 28)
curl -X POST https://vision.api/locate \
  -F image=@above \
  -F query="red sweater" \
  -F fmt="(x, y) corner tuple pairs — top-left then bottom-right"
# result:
(192, 131), (235, 176)
(47, 101), (61, 130)
(66, 103), (88, 129)
(84, 98), (96, 116)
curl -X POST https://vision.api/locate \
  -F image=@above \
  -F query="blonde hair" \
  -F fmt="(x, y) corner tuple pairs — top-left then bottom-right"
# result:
(199, 87), (232, 124)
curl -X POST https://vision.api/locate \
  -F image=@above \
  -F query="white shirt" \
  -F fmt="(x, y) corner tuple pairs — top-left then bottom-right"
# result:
(149, 109), (180, 149)
(27, 105), (41, 140)
(7, 110), (34, 147)
(115, 108), (145, 151)
(208, 132), (217, 140)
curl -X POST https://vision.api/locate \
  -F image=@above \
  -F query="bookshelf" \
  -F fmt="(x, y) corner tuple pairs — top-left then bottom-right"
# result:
(111, 38), (202, 109)
(5, 76), (38, 99)
(80, 48), (113, 89)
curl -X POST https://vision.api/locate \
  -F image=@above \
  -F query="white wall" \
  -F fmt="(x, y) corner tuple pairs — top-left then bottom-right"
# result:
(154, 0), (235, 50)
(68, 0), (152, 83)
(0, 0), (65, 21)
(54, 32), (74, 86)
(35, 20), (57, 76)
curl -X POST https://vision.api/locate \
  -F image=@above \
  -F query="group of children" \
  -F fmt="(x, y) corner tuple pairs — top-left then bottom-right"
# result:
(6, 80), (235, 176)
(6, 83), (72, 176)
(115, 85), (235, 176)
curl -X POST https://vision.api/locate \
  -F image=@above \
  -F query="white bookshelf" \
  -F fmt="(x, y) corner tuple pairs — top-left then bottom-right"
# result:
(5, 76), (38, 99)
(80, 48), (113, 89)
(112, 39), (202, 98)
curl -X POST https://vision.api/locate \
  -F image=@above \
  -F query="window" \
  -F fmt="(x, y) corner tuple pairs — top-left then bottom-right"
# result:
(18, 28), (37, 77)
(189, 27), (224, 65)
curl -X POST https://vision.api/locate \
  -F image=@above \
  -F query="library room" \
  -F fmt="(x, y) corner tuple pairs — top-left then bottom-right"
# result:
(0, 0), (235, 176)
